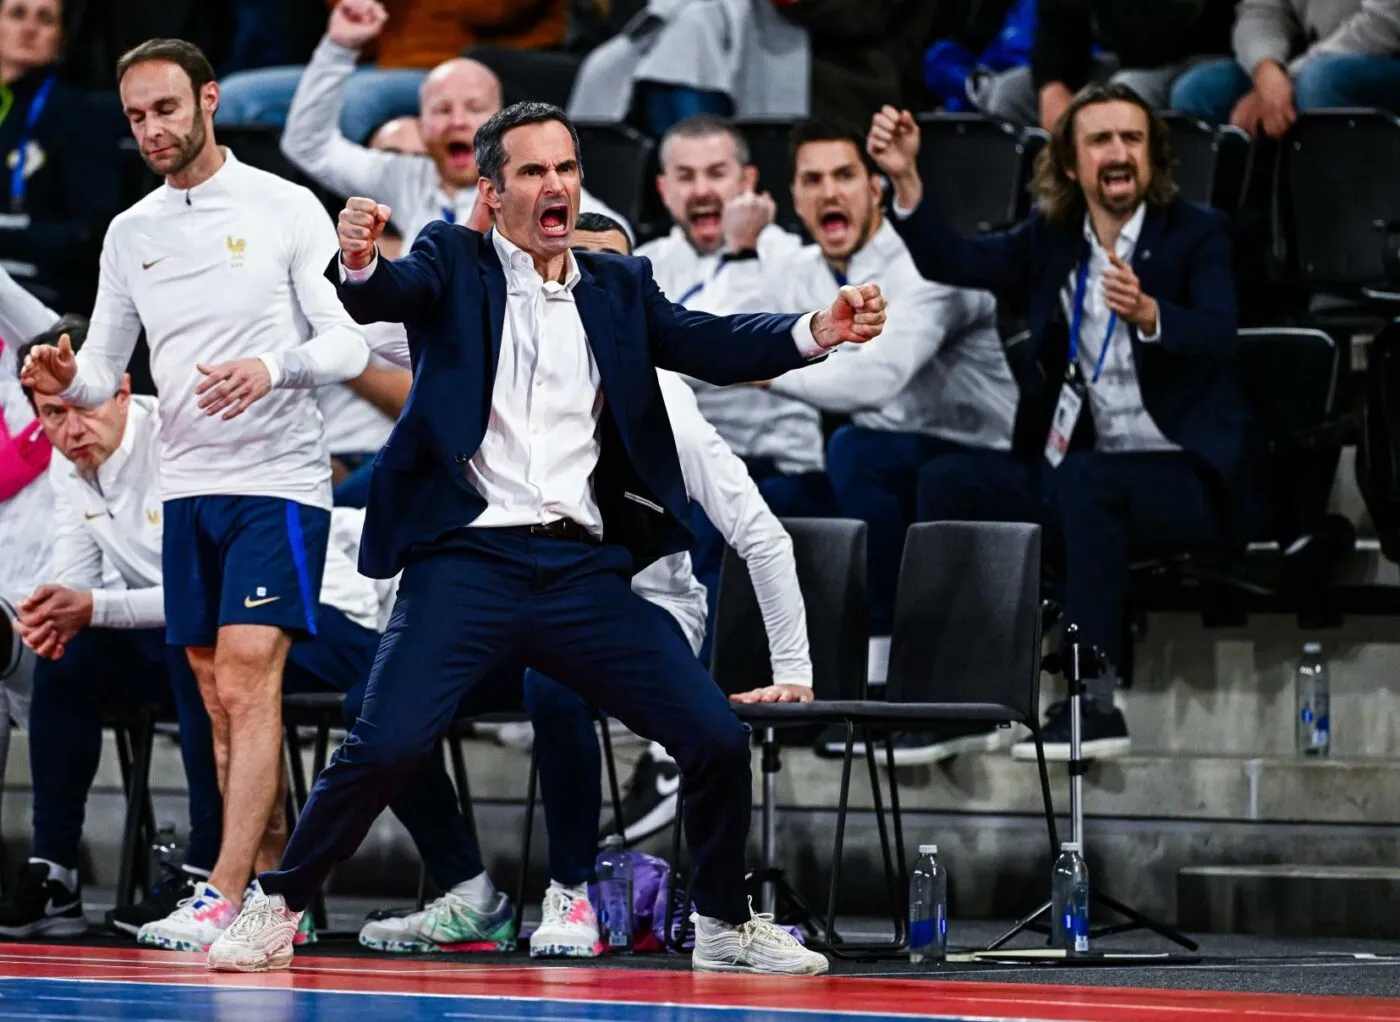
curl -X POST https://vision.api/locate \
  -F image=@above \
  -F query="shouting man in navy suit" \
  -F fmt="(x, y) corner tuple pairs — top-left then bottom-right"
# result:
(208, 101), (886, 975)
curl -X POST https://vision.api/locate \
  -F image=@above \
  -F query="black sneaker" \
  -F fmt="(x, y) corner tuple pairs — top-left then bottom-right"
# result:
(0, 861), (85, 938)
(105, 863), (206, 938)
(1012, 699), (1131, 762)
(812, 724), (869, 759)
(601, 749), (680, 845)
(815, 724), (1005, 765)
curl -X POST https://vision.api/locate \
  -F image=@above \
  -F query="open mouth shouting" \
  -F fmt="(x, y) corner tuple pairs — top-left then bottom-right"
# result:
(538, 202), (571, 238)
(1099, 165), (1137, 202)
(445, 139), (475, 171)
(686, 201), (723, 243)
(818, 208), (852, 247)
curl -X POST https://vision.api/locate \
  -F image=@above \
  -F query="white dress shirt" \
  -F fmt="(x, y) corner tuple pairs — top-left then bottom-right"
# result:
(709, 220), (1017, 448)
(282, 37), (631, 249)
(316, 328), (401, 457)
(1063, 204), (1177, 453)
(637, 225), (824, 474)
(636, 371), (811, 685)
(61, 150), (369, 510)
(49, 394), (383, 630)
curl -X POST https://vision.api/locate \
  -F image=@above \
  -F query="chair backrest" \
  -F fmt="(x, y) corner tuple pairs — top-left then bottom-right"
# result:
(1278, 109), (1400, 289)
(1236, 327), (1340, 542)
(219, 122), (343, 218)
(1357, 318), (1400, 563)
(733, 119), (805, 236)
(1163, 114), (1250, 213)
(885, 521), (1042, 723)
(915, 113), (1031, 235)
(709, 518), (868, 701)
(574, 121), (655, 239)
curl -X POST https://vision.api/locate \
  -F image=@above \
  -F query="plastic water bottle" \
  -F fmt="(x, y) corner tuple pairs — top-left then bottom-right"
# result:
(147, 822), (180, 898)
(1051, 841), (1090, 954)
(908, 844), (948, 964)
(595, 835), (633, 952)
(1296, 641), (1330, 757)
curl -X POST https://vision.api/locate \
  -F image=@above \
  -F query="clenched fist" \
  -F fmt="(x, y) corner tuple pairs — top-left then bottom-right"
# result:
(327, 0), (388, 50)
(867, 106), (924, 210)
(722, 191), (776, 254)
(811, 283), (887, 349)
(339, 196), (392, 271)
(19, 331), (76, 396)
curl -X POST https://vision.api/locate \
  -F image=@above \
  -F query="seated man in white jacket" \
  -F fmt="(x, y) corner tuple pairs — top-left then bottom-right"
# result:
(281, 0), (629, 250)
(352, 212), (813, 960)
(706, 122), (1021, 765)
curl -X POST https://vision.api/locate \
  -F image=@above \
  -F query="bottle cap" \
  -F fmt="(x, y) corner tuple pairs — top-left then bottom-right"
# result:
(1061, 841), (1081, 852)
(1303, 641), (1322, 655)
(602, 834), (625, 848)
(918, 844), (938, 854)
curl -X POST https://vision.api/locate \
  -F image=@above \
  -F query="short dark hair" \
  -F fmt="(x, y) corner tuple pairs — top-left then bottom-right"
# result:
(474, 101), (583, 190)
(116, 38), (216, 96)
(574, 212), (632, 252)
(787, 119), (878, 179)
(17, 314), (89, 406)
(660, 114), (750, 168)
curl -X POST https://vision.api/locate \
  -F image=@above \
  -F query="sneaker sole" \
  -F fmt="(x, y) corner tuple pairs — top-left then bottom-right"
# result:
(530, 941), (603, 958)
(359, 935), (517, 954)
(692, 953), (828, 976)
(107, 917), (142, 938)
(883, 730), (1011, 768)
(206, 949), (293, 973)
(139, 933), (209, 953)
(0, 916), (87, 939)
(1012, 737), (1132, 762)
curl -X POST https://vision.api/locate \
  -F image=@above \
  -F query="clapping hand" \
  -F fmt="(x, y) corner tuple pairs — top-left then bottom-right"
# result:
(1103, 252), (1158, 334)
(811, 283), (886, 349)
(18, 332), (76, 396)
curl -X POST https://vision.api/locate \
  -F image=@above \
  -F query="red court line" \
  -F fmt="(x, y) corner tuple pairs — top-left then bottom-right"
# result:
(0, 944), (1395, 1022)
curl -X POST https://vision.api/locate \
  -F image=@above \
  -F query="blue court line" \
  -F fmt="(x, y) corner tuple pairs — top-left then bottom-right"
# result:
(0, 979), (985, 1022)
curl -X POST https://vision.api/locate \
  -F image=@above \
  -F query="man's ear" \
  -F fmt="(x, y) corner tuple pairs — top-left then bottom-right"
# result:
(479, 175), (502, 212)
(202, 81), (220, 119)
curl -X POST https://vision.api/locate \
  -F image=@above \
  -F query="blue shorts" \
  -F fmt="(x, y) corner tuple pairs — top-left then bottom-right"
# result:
(163, 496), (331, 648)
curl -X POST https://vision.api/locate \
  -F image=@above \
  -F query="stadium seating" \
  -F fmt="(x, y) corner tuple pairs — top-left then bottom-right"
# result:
(1162, 113), (1250, 213)
(914, 113), (1037, 236)
(572, 122), (655, 241)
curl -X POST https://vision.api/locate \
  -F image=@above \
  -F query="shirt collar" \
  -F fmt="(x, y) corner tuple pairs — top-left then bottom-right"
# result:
(1082, 202), (1147, 259)
(162, 146), (237, 205)
(91, 396), (146, 494)
(491, 228), (581, 293)
(843, 218), (901, 280)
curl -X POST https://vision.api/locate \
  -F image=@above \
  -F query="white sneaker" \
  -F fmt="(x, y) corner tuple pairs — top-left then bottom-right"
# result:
(529, 884), (600, 958)
(359, 891), (517, 953)
(692, 899), (829, 975)
(206, 884), (300, 973)
(136, 882), (238, 952)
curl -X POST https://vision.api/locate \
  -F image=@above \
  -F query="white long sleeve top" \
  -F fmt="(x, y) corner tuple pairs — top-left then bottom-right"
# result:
(60, 151), (369, 510)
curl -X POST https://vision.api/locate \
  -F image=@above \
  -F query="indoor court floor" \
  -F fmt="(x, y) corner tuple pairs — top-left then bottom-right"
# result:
(2, 939), (1400, 1022)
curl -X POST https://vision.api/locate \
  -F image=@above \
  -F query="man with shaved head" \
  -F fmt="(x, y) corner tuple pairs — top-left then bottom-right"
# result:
(282, 0), (627, 248)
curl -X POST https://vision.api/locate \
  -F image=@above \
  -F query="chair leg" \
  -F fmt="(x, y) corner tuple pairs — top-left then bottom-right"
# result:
(512, 745), (540, 946)
(664, 779), (689, 951)
(860, 727), (906, 953)
(823, 720), (856, 954)
(117, 715), (155, 909)
(1033, 723), (1060, 858)
(598, 718), (625, 842)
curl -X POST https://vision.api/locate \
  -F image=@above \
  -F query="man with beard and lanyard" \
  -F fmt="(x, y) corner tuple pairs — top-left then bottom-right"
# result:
(21, 38), (369, 950)
(867, 85), (1252, 760)
(704, 120), (1019, 766)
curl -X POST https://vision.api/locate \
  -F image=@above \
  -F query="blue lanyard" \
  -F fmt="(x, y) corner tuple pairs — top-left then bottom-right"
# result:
(832, 268), (848, 288)
(10, 75), (55, 213)
(1068, 258), (1117, 385)
(675, 280), (705, 306)
(441, 206), (456, 224)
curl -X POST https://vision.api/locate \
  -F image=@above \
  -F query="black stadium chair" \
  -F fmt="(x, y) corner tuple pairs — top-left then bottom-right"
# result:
(1162, 113), (1251, 214)
(915, 113), (1035, 236)
(216, 122), (344, 219)
(573, 121), (655, 240)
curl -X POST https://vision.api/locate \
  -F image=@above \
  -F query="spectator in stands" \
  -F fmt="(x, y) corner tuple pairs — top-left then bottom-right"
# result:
(219, 0), (570, 143)
(367, 113), (422, 155)
(869, 85), (1252, 760)
(1170, 0), (1400, 137)
(351, 212), (814, 954)
(0, 0), (121, 313)
(0, 317), (221, 940)
(281, 0), (626, 248)
(974, 0), (1237, 129)
(705, 121), (1018, 764)
(636, 115), (830, 655)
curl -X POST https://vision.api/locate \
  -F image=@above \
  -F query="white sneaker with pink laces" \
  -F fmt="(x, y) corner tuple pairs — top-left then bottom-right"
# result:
(529, 882), (601, 958)
(206, 883), (301, 972)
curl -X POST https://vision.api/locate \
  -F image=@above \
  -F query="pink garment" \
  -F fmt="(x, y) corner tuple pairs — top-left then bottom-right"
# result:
(0, 413), (50, 502)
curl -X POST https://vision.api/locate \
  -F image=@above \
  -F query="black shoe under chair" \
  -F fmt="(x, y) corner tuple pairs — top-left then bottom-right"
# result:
(106, 863), (206, 938)
(600, 748), (680, 846)
(0, 861), (85, 939)
(1012, 698), (1131, 762)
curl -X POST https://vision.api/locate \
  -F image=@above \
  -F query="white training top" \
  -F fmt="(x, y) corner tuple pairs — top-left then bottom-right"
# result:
(48, 394), (384, 631)
(61, 150), (369, 510)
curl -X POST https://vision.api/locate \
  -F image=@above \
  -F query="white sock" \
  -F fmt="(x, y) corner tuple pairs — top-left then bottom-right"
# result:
(31, 858), (77, 892)
(867, 636), (891, 686)
(646, 741), (674, 765)
(548, 879), (588, 900)
(453, 871), (498, 911)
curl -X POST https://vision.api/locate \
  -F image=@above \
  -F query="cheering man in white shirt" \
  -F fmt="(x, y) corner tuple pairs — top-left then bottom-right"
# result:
(20, 39), (370, 950)
(281, 0), (628, 249)
(708, 121), (1019, 765)
(351, 212), (814, 958)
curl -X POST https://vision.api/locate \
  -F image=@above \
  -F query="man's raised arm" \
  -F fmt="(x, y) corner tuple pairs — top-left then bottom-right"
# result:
(328, 198), (451, 325)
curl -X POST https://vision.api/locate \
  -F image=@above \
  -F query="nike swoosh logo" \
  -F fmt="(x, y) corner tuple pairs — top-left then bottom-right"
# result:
(655, 773), (680, 797)
(142, 257), (168, 270)
(84, 511), (106, 520)
(243, 595), (281, 608)
(45, 898), (79, 917)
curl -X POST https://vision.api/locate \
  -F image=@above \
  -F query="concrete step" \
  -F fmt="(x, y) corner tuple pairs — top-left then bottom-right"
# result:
(1177, 863), (1400, 939)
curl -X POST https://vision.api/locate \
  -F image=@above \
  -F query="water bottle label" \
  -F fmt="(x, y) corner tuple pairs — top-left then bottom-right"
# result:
(909, 917), (936, 950)
(1074, 935), (1089, 953)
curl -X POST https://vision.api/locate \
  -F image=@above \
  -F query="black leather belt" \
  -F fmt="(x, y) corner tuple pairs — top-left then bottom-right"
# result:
(521, 519), (598, 544)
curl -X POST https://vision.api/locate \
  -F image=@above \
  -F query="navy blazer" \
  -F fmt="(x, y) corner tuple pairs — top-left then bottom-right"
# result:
(327, 221), (813, 578)
(889, 195), (1248, 497)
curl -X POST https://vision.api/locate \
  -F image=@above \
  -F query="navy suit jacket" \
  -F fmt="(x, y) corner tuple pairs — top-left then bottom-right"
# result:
(890, 195), (1248, 499)
(326, 220), (814, 579)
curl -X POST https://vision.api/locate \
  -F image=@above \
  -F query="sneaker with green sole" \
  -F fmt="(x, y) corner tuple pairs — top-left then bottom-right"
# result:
(358, 891), (516, 953)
